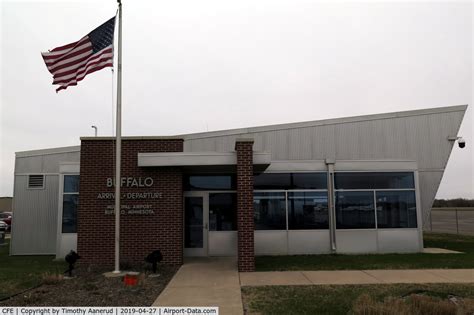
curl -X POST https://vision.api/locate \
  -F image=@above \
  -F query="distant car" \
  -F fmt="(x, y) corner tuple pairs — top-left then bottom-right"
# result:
(0, 220), (7, 233)
(0, 212), (12, 231)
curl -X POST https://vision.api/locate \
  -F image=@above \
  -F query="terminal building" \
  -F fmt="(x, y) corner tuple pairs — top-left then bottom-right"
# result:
(10, 105), (467, 271)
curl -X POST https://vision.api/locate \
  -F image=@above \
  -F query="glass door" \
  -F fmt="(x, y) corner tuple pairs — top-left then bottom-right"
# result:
(184, 192), (208, 256)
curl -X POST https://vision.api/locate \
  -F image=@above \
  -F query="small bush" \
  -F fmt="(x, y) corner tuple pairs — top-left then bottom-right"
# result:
(351, 293), (470, 315)
(41, 272), (63, 285)
(459, 298), (474, 314)
(410, 294), (456, 315)
(352, 294), (412, 315)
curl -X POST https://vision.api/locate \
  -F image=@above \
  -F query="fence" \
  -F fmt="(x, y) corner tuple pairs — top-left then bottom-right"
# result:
(429, 207), (474, 235)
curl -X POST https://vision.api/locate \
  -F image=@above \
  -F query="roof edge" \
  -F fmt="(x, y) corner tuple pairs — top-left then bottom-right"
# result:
(16, 146), (81, 157)
(80, 136), (183, 141)
(180, 104), (468, 140)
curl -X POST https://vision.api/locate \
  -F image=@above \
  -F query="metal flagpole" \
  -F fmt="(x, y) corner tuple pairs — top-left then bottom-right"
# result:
(113, 0), (123, 273)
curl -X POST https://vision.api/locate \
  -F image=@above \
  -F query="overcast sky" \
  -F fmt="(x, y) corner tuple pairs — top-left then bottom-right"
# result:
(1, 0), (473, 198)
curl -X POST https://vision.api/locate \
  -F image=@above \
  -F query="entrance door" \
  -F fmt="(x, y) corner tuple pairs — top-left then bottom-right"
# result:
(184, 192), (208, 256)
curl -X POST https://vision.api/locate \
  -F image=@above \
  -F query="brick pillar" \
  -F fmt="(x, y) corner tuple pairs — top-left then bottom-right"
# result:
(235, 139), (255, 272)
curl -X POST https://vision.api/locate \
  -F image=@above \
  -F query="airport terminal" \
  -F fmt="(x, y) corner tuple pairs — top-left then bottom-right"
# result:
(10, 104), (467, 271)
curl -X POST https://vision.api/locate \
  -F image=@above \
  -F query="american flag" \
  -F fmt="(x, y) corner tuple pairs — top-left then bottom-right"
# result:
(42, 17), (116, 92)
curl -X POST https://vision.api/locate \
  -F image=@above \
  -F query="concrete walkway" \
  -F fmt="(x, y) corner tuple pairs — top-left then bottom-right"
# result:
(153, 257), (243, 315)
(240, 269), (474, 286)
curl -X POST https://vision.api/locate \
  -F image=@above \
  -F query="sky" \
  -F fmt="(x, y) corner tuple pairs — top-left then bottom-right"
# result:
(0, 0), (473, 198)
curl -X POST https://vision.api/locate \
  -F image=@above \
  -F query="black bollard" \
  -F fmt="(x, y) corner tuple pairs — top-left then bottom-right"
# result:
(64, 250), (81, 277)
(145, 250), (163, 273)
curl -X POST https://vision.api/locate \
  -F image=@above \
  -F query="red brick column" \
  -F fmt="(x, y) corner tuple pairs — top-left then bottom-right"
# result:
(235, 139), (255, 272)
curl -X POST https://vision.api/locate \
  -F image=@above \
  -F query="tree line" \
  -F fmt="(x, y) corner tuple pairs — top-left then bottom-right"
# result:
(433, 198), (474, 207)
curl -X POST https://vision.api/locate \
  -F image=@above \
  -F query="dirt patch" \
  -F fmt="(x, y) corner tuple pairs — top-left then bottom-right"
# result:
(0, 266), (178, 306)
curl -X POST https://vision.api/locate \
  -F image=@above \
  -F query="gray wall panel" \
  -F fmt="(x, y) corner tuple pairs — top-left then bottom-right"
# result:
(418, 171), (444, 229)
(15, 151), (80, 174)
(11, 175), (59, 254)
(15, 156), (44, 174)
(13, 149), (80, 255)
(42, 152), (80, 173)
(184, 107), (467, 230)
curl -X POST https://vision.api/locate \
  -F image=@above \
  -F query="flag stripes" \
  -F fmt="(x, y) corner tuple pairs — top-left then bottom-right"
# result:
(41, 17), (115, 92)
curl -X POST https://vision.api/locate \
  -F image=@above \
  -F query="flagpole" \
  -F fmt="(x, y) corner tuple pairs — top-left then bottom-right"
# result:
(113, 0), (123, 274)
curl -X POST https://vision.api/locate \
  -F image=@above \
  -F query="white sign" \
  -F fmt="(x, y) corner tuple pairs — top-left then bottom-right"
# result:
(107, 177), (153, 188)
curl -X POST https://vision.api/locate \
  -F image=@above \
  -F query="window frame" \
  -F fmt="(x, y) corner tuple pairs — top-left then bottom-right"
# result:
(254, 172), (328, 190)
(334, 172), (415, 190)
(254, 188), (329, 231)
(375, 190), (417, 229)
(253, 190), (288, 231)
(208, 192), (238, 231)
(334, 171), (418, 230)
(61, 174), (79, 234)
(183, 174), (236, 191)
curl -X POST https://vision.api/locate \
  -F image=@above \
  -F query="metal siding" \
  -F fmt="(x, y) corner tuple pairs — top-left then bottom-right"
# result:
(418, 171), (444, 229)
(11, 175), (59, 254)
(12, 150), (79, 255)
(15, 151), (80, 174)
(184, 108), (466, 231)
(311, 125), (336, 160)
(15, 156), (44, 174)
(42, 152), (80, 173)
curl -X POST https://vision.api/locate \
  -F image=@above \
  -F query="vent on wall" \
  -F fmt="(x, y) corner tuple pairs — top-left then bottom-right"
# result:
(28, 175), (44, 189)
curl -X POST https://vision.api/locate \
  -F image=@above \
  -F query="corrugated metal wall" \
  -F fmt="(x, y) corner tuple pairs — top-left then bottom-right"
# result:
(11, 150), (80, 255)
(11, 175), (59, 254)
(183, 108), (467, 229)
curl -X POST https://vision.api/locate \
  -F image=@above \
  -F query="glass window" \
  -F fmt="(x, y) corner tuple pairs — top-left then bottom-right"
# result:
(376, 191), (417, 228)
(253, 192), (286, 230)
(254, 173), (291, 190)
(184, 197), (204, 248)
(292, 173), (327, 189)
(209, 193), (237, 231)
(62, 175), (79, 233)
(254, 173), (327, 190)
(288, 192), (328, 229)
(64, 175), (80, 193)
(184, 175), (235, 190)
(336, 191), (375, 229)
(335, 172), (414, 189)
(62, 194), (78, 233)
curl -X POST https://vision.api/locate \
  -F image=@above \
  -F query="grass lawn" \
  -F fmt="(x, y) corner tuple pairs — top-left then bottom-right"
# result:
(256, 232), (474, 271)
(242, 283), (474, 315)
(0, 239), (67, 300)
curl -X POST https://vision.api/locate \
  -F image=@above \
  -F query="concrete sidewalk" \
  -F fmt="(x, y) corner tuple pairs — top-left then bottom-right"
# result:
(153, 257), (243, 315)
(240, 269), (474, 286)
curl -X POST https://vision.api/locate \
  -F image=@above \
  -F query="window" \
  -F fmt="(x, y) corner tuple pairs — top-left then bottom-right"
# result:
(254, 173), (291, 189)
(28, 175), (44, 189)
(376, 191), (417, 228)
(254, 192), (286, 230)
(184, 197), (203, 248)
(254, 173), (327, 190)
(334, 172), (417, 229)
(335, 172), (414, 190)
(292, 173), (327, 189)
(336, 191), (375, 229)
(62, 175), (79, 233)
(288, 192), (328, 229)
(209, 193), (237, 231)
(253, 172), (328, 230)
(184, 175), (236, 190)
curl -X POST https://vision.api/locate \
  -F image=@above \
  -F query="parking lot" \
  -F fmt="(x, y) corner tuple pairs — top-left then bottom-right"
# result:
(429, 208), (474, 236)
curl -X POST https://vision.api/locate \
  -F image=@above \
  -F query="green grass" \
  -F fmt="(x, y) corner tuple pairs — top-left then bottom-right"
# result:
(256, 232), (474, 271)
(0, 239), (67, 300)
(242, 283), (474, 315)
